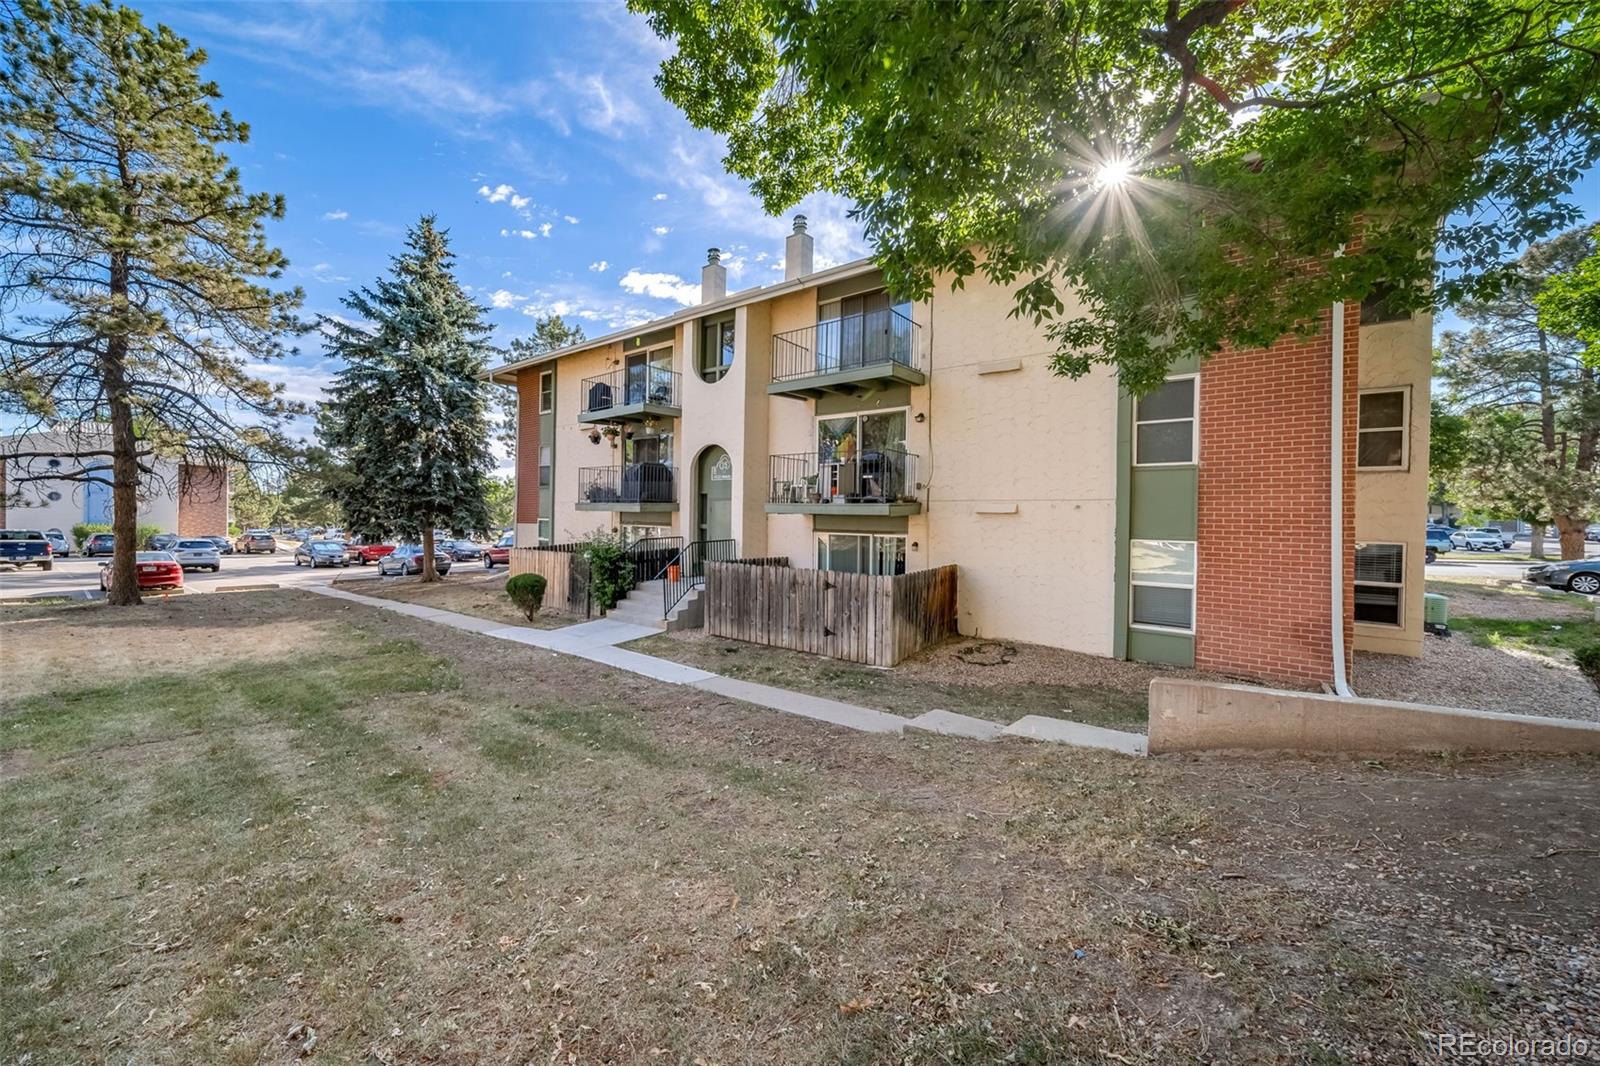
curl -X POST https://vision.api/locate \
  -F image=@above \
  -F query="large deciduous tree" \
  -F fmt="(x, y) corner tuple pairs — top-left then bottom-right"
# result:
(318, 216), (496, 581)
(0, 0), (304, 603)
(1435, 228), (1599, 559)
(632, 0), (1600, 391)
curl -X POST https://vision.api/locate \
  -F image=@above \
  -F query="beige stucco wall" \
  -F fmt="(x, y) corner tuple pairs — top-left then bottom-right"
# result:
(1, 429), (181, 536)
(550, 341), (623, 543)
(1353, 312), (1432, 657)
(922, 277), (1119, 656)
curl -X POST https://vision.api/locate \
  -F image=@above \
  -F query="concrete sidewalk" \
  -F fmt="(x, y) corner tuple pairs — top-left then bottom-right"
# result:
(306, 584), (1147, 754)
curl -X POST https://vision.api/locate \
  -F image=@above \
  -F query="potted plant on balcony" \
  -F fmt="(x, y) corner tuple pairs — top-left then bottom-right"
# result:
(588, 428), (602, 445)
(601, 425), (621, 448)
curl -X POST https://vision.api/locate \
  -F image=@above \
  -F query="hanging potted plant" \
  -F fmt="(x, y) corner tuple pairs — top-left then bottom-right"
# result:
(587, 428), (602, 445)
(601, 425), (621, 445)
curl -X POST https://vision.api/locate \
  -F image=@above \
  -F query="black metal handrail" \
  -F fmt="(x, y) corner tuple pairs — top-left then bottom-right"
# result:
(578, 463), (677, 505)
(626, 535), (683, 584)
(662, 538), (737, 618)
(771, 307), (921, 383)
(767, 447), (918, 504)
(580, 364), (681, 416)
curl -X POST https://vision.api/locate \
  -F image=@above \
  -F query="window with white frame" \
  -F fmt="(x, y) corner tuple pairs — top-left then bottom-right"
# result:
(1357, 388), (1408, 470)
(700, 314), (735, 382)
(538, 445), (552, 488)
(539, 370), (554, 413)
(1133, 377), (1197, 465)
(816, 533), (906, 576)
(1130, 539), (1195, 632)
(537, 518), (552, 545)
(1354, 542), (1405, 626)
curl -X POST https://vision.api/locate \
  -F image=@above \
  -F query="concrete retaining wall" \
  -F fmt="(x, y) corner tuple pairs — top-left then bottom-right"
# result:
(1148, 679), (1600, 755)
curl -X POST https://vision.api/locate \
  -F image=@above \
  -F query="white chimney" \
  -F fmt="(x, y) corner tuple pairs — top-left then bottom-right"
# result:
(784, 215), (813, 280)
(701, 247), (727, 303)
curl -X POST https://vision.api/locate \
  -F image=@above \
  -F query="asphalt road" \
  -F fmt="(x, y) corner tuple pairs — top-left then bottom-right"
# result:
(1426, 538), (1600, 582)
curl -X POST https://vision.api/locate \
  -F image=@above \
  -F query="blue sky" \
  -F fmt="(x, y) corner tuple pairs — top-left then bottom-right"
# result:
(114, 2), (1600, 441)
(139, 0), (871, 426)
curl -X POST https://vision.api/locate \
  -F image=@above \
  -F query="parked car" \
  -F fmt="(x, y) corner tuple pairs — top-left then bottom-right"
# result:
(234, 529), (278, 554)
(204, 535), (235, 555)
(170, 538), (222, 572)
(99, 551), (183, 592)
(291, 528), (313, 542)
(1587, 525), (1600, 543)
(82, 532), (116, 557)
(1449, 529), (1504, 552)
(1424, 527), (1453, 563)
(440, 539), (483, 562)
(482, 533), (513, 569)
(43, 529), (71, 557)
(343, 538), (397, 565)
(1462, 526), (1515, 549)
(294, 539), (350, 568)
(377, 544), (452, 577)
(0, 529), (53, 570)
(144, 532), (179, 552)
(1525, 559), (1600, 596)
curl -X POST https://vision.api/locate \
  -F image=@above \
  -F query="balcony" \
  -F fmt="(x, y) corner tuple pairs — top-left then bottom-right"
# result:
(769, 308), (925, 398)
(579, 365), (682, 423)
(576, 463), (678, 512)
(765, 448), (921, 516)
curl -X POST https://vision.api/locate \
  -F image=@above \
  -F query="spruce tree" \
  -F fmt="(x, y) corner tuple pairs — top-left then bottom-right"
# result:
(0, 0), (304, 604)
(319, 216), (496, 581)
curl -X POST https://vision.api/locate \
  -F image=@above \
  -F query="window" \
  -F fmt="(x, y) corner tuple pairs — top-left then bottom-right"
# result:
(1354, 542), (1405, 626)
(538, 445), (551, 488)
(816, 533), (906, 576)
(539, 371), (553, 413)
(1358, 388), (1408, 470)
(817, 290), (915, 372)
(816, 409), (909, 502)
(46, 491), (62, 501)
(700, 314), (735, 382)
(1130, 539), (1195, 632)
(1133, 376), (1197, 465)
(1360, 282), (1413, 325)
(537, 518), (552, 545)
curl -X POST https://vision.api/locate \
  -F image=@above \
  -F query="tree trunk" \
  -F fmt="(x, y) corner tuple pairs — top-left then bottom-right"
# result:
(421, 526), (437, 582)
(102, 245), (140, 606)
(1529, 524), (1547, 559)
(1553, 514), (1588, 561)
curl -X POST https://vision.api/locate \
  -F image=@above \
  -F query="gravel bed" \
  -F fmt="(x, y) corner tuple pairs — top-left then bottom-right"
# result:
(1357, 637), (1599, 722)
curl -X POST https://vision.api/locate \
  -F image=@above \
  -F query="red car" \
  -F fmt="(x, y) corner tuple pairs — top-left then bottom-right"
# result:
(482, 533), (514, 569)
(99, 551), (184, 592)
(344, 538), (397, 565)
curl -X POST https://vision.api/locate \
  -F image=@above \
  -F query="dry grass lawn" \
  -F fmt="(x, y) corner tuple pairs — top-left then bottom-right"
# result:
(2, 592), (1597, 1064)
(346, 567), (576, 628)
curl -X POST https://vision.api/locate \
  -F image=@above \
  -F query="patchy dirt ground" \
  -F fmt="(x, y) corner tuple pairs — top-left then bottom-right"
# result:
(1426, 577), (1595, 623)
(3, 591), (1596, 1064)
(341, 567), (576, 628)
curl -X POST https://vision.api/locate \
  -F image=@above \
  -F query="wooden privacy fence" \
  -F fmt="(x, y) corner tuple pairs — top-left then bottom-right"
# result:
(509, 544), (591, 616)
(704, 561), (957, 666)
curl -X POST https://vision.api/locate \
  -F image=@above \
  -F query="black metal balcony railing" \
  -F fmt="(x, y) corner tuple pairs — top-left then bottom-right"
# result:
(767, 448), (918, 505)
(771, 308), (922, 384)
(626, 534), (683, 584)
(580, 365), (681, 415)
(578, 463), (677, 505)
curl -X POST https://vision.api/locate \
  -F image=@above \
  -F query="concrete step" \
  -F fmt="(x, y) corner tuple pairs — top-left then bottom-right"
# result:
(1001, 715), (1148, 756)
(907, 709), (1005, 740)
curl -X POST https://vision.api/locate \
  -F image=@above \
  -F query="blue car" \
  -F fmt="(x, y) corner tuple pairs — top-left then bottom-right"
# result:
(1424, 527), (1453, 563)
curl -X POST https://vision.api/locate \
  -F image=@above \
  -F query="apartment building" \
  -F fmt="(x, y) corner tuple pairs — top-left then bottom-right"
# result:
(489, 218), (1431, 686)
(0, 428), (229, 539)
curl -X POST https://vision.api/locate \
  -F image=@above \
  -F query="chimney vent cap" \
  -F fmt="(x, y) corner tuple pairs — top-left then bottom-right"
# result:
(707, 247), (721, 264)
(792, 215), (807, 233)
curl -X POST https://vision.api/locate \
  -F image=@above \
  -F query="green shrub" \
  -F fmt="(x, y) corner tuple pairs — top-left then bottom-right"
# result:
(1576, 641), (1600, 691)
(70, 522), (164, 549)
(578, 531), (632, 611)
(505, 573), (548, 621)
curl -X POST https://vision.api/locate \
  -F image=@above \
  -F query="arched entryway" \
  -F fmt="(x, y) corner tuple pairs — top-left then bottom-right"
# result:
(696, 446), (733, 543)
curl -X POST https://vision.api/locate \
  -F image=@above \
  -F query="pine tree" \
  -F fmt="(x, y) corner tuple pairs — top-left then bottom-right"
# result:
(319, 216), (496, 581)
(0, 0), (304, 604)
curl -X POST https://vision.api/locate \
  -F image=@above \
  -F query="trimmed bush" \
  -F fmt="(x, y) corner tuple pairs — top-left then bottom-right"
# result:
(1576, 641), (1600, 691)
(505, 573), (548, 621)
(70, 522), (164, 550)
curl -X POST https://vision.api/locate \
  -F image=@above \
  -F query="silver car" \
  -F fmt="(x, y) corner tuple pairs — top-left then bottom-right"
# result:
(1525, 559), (1600, 596)
(295, 539), (351, 568)
(170, 538), (222, 572)
(377, 544), (452, 576)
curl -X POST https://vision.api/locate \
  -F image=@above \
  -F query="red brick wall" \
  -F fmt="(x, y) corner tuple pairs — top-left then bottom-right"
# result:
(1195, 301), (1358, 685)
(515, 371), (542, 528)
(176, 464), (229, 536)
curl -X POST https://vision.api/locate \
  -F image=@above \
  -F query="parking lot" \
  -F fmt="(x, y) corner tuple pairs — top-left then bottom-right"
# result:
(0, 546), (390, 600)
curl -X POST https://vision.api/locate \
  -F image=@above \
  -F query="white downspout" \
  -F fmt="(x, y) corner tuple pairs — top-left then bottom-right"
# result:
(1329, 298), (1356, 697)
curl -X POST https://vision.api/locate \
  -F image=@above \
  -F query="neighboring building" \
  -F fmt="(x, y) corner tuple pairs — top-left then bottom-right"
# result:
(0, 428), (229, 540)
(489, 218), (1432, 686)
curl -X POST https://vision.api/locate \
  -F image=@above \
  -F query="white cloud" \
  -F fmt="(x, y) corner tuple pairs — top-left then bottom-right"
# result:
(321, 209), (348, 221)
(556, 71), (645, 137)
(652, 192), (668, 201)
(652, 226), (670, 236)
(489, 289), (527, 309)
(479, 182), (533, 215)
(539, 222), (554, 237)
(618, 269), (700, 306)
(563, 215), (580, 225)
(242, 360), (339, 408)
(589, 260), (609, 272)
(501, 228), (539, 240)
